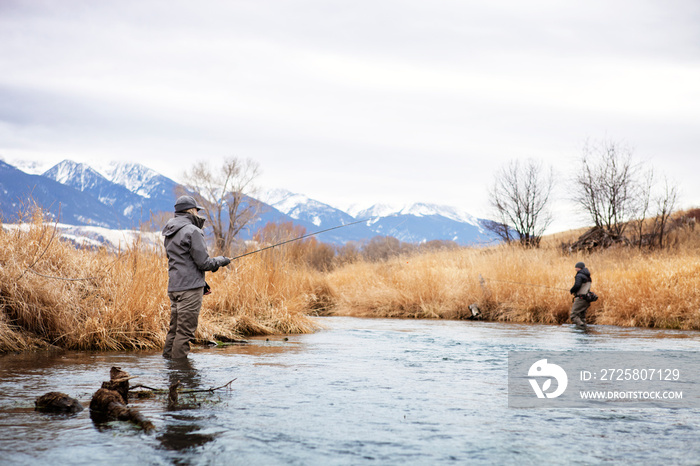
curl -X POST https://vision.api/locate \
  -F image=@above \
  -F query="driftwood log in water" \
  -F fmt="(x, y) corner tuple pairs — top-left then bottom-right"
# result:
(89, 366), (155, 432)
(90, 388), (155, 431)
(35, 366), (234, 430)
(168, 380), (181, 408)
(99, 366), (134, 403)
(35, 392), (84, 413)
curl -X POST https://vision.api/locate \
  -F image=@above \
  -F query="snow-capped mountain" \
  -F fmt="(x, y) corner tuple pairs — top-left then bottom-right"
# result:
(264, 189), (331, 226)
(0, 155), (54, 175)
(0, 160), (131, 228)
(1, 158), (499, 246)
(43, 160), (149, 224)
(266, 190), (496, 245)
(262, 189), (374, 243)
(356, 202), (493, 245)
(350, 203), (400, 220)
(103, 162), (179, 203)
(357, 203), (480, 226)
(43, 160), (100, 189)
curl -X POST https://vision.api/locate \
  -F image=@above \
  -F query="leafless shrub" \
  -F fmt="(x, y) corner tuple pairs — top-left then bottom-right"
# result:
(573, 139), (639, 239)
(179, 157), (262, 255)
(488, 158), (554, 248)
(572, 139), (681, 250)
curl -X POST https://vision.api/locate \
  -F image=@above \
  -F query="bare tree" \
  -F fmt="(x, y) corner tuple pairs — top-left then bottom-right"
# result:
(482, 219), (513, 244)
(632, 168), (654, 248)
(361, 236), (405, 261)
(652, 176), (679, 249)
(488, 158), (555, 247)
(629, 169), (680, 249)
(573, 139), (639, 239)
(179, 157), (261, 255)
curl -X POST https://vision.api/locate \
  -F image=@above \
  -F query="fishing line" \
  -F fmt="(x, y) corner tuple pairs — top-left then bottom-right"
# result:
(25, 269), (100, 281)
(16, 211), (61, 281)
(14, 208), (130, 282)
(385, 216), (410, 252)
(481, 276), (569, 292)
(19, 248), (128, 282)
(229, 218), (369, 261)
(16, 217), (370, 280)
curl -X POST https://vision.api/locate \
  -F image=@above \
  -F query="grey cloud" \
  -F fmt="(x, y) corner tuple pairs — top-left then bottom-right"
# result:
(1, 0), (699, 218)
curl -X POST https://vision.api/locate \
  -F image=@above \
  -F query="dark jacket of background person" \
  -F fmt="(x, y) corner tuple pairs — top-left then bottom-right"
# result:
(570, 267), (592, 297)
(162, 212), (226, 292)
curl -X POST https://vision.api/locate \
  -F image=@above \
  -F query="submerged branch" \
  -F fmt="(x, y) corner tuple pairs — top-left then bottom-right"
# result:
(130, 378), (237, 395)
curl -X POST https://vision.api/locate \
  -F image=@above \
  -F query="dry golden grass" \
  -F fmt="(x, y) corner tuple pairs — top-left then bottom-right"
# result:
(325, 224), (700, 330)
(326, 246), (572, 324)
(201, 249), (321, 336)
(3, 210), (700, 353)
(0, 213), (318, 352)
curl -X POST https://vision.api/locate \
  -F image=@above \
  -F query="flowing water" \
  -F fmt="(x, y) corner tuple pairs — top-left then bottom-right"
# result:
(1, 317), (700, 465)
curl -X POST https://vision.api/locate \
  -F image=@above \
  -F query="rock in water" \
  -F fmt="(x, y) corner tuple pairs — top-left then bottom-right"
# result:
(90, 368), (155, 432)
(90, 388), (155, 432)
(100, 366), (132, 404)
(468, 303), (482, 319)
(35, 392), (84, 413)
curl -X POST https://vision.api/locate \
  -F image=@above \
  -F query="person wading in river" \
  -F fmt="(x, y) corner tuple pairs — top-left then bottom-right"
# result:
(162, 195), (231, 359)
(569, 261), (592, 329)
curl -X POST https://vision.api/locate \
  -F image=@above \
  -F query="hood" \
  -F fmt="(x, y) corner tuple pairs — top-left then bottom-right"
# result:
(162, 213), (194, 237)
(577, 267), (591, 279)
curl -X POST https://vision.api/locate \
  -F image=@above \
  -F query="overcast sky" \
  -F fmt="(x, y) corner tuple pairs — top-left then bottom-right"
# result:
(1, 0), (699, 230)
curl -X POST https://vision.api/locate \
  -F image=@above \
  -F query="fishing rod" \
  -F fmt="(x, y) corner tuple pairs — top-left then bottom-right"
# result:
(480, 276), (569, 292)
(228, 218), (369, 261)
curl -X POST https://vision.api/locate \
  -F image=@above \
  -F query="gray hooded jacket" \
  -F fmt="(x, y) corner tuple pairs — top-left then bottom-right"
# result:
(162, 213), (222, 292)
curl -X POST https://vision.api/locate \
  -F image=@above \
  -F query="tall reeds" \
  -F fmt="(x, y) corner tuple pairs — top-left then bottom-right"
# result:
(3, 210), (700, 353)
(0, 213), (318, 352)
(324, 228), (700, 330)
(325, 246), (573, 324)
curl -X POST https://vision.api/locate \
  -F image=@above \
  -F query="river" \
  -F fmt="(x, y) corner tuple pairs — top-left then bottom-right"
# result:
(1, 317), (699, 465)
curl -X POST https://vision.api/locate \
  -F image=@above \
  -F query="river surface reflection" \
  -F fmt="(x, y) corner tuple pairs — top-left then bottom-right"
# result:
(1, 317), (699, 465)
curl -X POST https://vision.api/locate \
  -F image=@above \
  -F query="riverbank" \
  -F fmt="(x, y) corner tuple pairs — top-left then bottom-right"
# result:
(3, 214), (700, 352)
(0, 215), (319, 352)
(324, 241), (700, 329)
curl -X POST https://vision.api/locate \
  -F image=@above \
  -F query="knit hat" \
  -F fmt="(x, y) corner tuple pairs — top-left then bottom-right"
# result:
(174, 195), (204, 212)
(575, 262), (585, 269)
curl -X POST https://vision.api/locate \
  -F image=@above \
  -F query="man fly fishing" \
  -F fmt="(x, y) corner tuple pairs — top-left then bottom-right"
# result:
(161, 197), (367, 358)
(570, 261), (592, 329)
(162, 195), (231, 359)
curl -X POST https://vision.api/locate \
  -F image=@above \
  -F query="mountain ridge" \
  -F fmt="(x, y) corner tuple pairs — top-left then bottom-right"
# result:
(43, 160), (158, 224)
(0, 160), (132, 228)
(1, 159), (498, 245)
